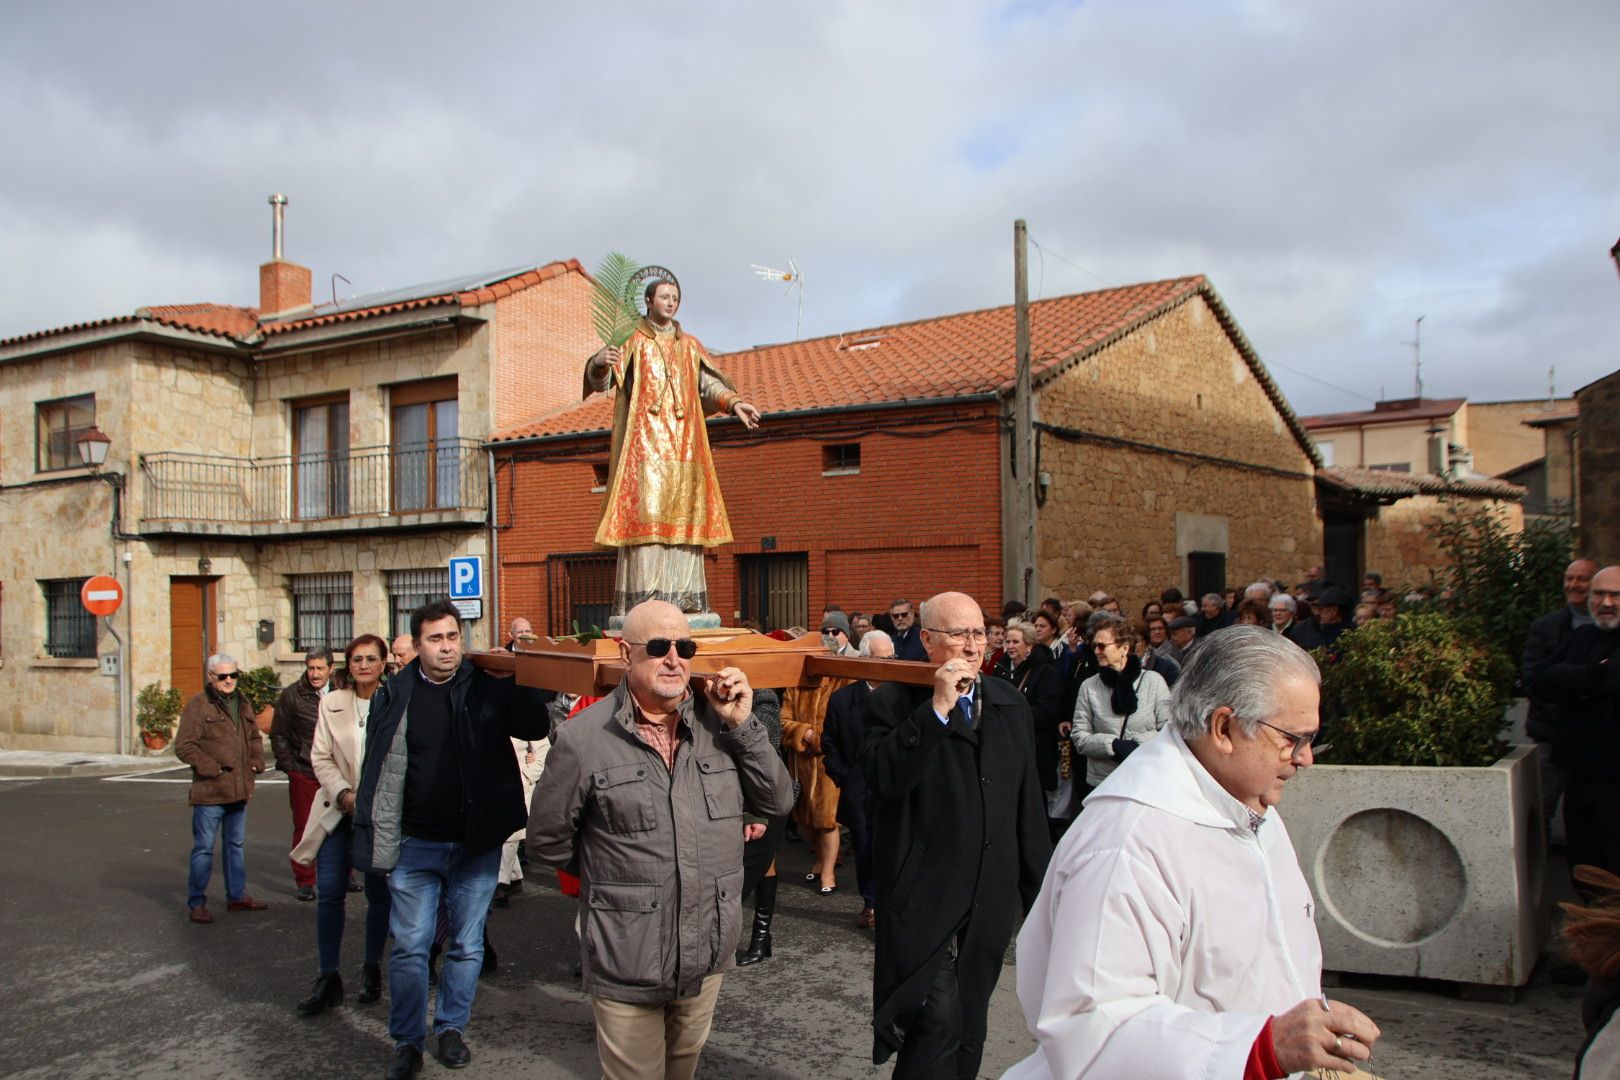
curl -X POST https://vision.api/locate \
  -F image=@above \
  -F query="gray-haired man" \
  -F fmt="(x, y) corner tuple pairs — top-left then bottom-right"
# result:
(1006, 626), (1380, 1079)
(174, 653), (268, 924)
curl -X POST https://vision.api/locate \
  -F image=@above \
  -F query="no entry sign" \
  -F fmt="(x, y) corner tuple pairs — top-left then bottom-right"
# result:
(81, 575), (124, 616)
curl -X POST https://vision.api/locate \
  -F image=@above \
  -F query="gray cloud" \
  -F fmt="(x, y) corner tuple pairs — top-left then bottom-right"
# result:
(2, 0), (1616, 415)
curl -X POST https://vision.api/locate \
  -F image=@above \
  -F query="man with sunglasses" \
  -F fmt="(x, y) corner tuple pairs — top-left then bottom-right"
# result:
(174, 653), (269, 924)
(528, 599), (794, 1080)
(862, 591), (1051, 1080)
(1005, 625), (1381, 1080)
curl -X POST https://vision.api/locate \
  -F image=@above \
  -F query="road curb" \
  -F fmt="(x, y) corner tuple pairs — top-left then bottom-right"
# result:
(0, 761), (179, 779)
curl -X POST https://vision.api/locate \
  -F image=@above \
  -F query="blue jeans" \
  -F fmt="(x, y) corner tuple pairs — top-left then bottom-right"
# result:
(315, 816), (392, 974)
(188, 801), (247, 908)
(386, 837), (500, 1049)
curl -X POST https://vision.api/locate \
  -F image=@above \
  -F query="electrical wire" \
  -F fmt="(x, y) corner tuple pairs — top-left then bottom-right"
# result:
(1027, 234), (1111, 290)
(1262, 359), (1376, 404)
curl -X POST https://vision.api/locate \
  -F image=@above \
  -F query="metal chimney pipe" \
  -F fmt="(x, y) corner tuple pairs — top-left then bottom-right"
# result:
(268, 193), (288, 260)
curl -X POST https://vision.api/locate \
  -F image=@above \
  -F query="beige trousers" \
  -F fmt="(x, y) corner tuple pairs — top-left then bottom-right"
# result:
(590, 973), (723, 1080)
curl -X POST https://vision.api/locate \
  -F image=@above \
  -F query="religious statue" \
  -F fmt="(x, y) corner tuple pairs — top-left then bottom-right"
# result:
(584, 267), (762, 616)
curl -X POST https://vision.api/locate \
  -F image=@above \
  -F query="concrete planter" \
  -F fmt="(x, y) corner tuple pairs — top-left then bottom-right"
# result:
(1283, 743), (1547, 989)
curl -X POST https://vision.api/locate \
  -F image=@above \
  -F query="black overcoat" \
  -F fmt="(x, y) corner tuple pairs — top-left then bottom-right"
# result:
(1006, 649), (1065, 791)
(860, 677), (1051, 1064)
(821, 679), (873, 832)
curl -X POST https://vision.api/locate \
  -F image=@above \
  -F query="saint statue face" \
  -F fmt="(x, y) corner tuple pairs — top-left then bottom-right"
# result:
(646, 282), (681, 324)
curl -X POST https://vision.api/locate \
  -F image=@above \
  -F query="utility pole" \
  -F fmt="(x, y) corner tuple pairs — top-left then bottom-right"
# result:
(1013, 220), (1036, 606)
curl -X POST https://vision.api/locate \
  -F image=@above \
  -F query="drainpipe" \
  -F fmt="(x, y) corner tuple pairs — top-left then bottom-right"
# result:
(487, 448), (500, 640)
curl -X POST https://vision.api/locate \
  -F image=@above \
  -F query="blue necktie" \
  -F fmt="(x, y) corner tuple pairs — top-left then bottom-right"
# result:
(959, 694), (973, 729)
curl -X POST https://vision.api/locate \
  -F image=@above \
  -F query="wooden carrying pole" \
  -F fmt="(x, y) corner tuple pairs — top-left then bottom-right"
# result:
(468, 630), (938, 697)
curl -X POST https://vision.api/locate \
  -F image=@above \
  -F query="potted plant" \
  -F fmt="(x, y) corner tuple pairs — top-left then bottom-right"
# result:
(136, 681), (183, 751)
(238, 666), (282, 734)
(1285, 611), (1543, 993)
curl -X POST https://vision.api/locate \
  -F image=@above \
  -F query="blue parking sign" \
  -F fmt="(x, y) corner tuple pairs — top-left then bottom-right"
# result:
(449, 556), (483, 599)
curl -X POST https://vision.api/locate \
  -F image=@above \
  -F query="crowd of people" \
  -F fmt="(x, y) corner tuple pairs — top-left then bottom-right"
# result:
(167, 558), (1620, 1079)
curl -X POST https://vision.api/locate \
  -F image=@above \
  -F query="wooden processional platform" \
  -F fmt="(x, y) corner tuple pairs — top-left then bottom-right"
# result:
(468, 626), (938, 696)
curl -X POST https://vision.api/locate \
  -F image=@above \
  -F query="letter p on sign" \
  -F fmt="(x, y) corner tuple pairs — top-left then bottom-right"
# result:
(449, 556), (482, 600)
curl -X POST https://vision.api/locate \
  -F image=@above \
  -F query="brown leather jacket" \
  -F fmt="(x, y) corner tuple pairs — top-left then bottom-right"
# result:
(174, 689), (264, 806)
(270, 676), (321, 778)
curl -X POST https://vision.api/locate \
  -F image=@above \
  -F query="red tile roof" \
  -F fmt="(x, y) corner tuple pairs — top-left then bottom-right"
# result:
(1317, 465), (1525, 502)
(0, 261), (585, 351)
(1522, 409), (1579, 428)
(138, 304), (260, 339)
(492, 275), (1320, 466)
(260, 260), (585, 336)
(1300, 397), (1466, 431)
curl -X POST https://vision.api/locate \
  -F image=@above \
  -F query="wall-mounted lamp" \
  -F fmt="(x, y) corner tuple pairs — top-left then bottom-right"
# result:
(76, 425), (112, 469)
(197, 556), (213, 575)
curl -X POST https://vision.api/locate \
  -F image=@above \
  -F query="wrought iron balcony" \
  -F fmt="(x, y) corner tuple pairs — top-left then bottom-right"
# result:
(140, 439), (487, 537)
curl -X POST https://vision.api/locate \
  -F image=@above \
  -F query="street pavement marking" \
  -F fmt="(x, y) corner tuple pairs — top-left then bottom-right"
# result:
(103, 768), (287, 785)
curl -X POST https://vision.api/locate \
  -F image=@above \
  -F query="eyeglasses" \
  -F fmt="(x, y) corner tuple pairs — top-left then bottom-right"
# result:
(1252, 716), (1330, 758)
(625, 637), (699, 660)
(925, 626), (989, 644)
(820, 628), (846, 636)
(210, 671), (240, 681)
(1092, 638), (1125, 650)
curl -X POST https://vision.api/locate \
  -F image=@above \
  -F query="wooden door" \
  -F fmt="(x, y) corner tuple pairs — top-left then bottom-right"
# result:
(169, 577), (218, 700)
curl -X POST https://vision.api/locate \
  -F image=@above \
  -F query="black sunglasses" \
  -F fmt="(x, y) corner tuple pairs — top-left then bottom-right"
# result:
(626, 637), (699, 660)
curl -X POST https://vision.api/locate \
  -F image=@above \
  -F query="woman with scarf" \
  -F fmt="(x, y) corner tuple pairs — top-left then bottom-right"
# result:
(1070, 613), (1173, 791)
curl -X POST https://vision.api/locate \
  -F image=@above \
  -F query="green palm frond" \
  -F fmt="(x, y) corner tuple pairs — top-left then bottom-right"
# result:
(591, 252), (641, 348)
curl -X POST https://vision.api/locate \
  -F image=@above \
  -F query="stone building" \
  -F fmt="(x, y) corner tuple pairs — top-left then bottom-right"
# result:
(489, 276), (1329, 633)
(0, 225), (595, 752)
(1576, 368), (1620, 562)
(1508, 407), (1580, 524)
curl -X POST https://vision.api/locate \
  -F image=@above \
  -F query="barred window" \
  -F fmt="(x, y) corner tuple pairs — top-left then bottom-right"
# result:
(290, 573), (353, 651)
(42, 578), (96, 658)
(387, 568), (448, 639)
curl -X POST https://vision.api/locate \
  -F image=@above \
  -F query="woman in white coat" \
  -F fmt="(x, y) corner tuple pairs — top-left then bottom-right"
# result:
(291, 633), (392, 1015)
(1071, 614), (1172, 789)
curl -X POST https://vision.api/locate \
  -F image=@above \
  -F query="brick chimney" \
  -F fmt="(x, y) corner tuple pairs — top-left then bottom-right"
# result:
(259, 193), (312, 317)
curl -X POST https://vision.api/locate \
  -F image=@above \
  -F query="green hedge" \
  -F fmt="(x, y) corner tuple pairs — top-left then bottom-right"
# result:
(1316, 611), (1514, 768)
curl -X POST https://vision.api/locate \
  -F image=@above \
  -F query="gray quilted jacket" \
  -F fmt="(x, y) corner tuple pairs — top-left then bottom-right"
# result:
(526, 679), (794, 1003)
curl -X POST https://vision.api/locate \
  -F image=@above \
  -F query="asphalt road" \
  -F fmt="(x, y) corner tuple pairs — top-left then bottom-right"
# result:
(0, 766), (1591, 1079)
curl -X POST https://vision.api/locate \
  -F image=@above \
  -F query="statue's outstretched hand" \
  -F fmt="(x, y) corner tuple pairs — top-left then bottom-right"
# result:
(734, 401), (761, 429)
(591, 347), (623, 380)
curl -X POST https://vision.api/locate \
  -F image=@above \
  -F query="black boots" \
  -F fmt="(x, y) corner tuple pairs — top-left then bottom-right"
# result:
(296, 971), (344, 1015)
(358, 963), (383, 1004)
(737, 875), (777, 966)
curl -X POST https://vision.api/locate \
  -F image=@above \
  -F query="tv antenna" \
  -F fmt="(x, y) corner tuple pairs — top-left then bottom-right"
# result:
(751, 258), (804, 339)
(1402, 315), (1425, 397)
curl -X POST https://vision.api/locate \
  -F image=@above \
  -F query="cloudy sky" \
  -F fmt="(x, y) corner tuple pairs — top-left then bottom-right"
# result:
(3, 0), (1617, 415)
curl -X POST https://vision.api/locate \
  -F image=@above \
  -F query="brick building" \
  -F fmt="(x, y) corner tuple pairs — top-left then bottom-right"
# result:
(490, 276), (1333, 632)
(0, 209), (596, 752)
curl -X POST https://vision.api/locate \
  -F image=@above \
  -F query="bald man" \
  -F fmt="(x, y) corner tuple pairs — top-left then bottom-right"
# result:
(1521, 558), (1600, 830)
(1534, 565), (1620, 893)
(861, 591), (1051, 1079)
(389, 634), (417, 676)
(527, 600), (794, 1080)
